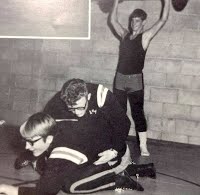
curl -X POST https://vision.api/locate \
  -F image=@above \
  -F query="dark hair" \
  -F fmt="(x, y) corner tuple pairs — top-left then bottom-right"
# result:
(60, 79), (88, 106)
(20, 112), (56, 138)
(128, 9), (147, 33)
(129, 9), (147, 21)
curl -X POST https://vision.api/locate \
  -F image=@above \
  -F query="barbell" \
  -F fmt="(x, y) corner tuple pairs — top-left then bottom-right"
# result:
(92, 0), (189, 13)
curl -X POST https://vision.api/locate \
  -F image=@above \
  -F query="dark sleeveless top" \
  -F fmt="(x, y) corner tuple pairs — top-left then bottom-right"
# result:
(117, 33), (146, 75)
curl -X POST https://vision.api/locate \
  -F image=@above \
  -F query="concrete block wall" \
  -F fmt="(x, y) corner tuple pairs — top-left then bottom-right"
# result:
(142, 0), (200, 145)
(0, 0), (199, 145)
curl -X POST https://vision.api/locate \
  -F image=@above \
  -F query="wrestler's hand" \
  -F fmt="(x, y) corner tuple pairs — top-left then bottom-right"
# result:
(0, 184), (18, 195)
(0, 120), (5, 125)
(94, 149), (118, 165)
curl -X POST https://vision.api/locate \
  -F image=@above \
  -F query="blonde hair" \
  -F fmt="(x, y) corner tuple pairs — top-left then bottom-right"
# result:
(20, 112), (56, 138)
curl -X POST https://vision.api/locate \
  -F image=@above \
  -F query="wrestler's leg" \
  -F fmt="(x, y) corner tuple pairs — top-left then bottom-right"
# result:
(113, 88), (127, 112)
(113, 73), (128, 112)
(128, 90), (149, 156)
(65, 146), (143, 193)
(66, 163), (143, 193)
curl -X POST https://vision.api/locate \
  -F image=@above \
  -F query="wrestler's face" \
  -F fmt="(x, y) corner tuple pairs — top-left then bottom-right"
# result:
(68, 96), (89, 118)
(131, 17), (145, 32)
(24, 135), (53, 157)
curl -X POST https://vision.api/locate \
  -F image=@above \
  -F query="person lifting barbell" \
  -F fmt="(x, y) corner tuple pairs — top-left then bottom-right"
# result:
(95, 0), (189, 13)
(107, 0), (170, 156)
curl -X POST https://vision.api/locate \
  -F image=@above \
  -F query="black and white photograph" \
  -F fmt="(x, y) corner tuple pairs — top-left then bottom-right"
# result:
(0, 0), (200, 195)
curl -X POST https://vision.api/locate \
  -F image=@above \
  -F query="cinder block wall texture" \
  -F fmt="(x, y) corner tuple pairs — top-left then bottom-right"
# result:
(0, 0), (199, 145)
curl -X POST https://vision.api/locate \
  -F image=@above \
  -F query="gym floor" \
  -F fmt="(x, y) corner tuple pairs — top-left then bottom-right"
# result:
(0, 125), (200, 195)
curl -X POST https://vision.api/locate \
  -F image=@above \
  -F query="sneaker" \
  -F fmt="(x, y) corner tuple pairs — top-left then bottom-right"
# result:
(115, 172), (144, 191)
(14, 151), (36, 170)
(126, 163), (156, 179)
(140, 146), (150, 156)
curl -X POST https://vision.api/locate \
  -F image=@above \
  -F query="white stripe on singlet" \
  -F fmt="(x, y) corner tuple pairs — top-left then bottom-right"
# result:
(55, 119), (78, 122)
(70, 145), (131, 193)
(97, 84), (108, 108)
(49, 147), (88, 165)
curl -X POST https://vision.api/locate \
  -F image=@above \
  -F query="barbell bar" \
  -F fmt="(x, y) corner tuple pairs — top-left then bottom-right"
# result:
(92, 0), (189, 13)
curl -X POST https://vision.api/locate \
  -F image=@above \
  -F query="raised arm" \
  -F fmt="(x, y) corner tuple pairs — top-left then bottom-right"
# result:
(109, 0), (127, 38)
(142, 0), (170, 50)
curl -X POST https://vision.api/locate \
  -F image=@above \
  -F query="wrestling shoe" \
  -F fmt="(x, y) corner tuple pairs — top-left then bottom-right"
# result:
(14, 150), (36, 170)
(138, 132), (150, 156)
(115, 172), (144, 191)
(126, 163), (156, 179)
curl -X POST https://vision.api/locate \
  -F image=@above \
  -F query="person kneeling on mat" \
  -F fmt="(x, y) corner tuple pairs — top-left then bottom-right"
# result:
(0, 112), (145, 195)
(10, 79), (156, 194)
